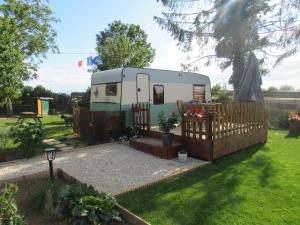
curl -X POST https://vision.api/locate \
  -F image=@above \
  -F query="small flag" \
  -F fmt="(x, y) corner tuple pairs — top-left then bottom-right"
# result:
(92, 55), (102, 65)
(78, 60), (83, 67)
(87, 56), (93, 66)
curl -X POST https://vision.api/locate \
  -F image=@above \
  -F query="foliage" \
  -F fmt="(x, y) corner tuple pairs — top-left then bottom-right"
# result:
(158, 111), (178, 133)
(0, 117), (74, 154)
(267, 86), (278, 92)
(94, 20), (155, 71)
(0, 0), (58, 114)
(0, 183), (26, 225)
(155, 0), (300, 93)
(279, 85), (295, 92)
(29, 182), (121, 225)
(42, 190), (63, 223)
(78, 87), (91, 107)
(118, 130), (300, 225)
(71, 194), (121, 225)
(28, 181), (63, 212)
(9, 120), (44, 158)
(211, 83), (232, 102)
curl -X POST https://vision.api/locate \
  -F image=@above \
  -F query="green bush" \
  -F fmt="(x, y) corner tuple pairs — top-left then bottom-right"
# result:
(29, 182), (121, 225)
(42, 190), (63, 223)
(0, 183), (26, 225)
(28, 181), (63, 212)
(9, 120), (44, 158)
(71, 194), (121, 225)
(158, 111), (178, 133)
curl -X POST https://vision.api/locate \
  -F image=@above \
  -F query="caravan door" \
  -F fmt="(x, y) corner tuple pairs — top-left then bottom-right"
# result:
(137, 74), (150, 103)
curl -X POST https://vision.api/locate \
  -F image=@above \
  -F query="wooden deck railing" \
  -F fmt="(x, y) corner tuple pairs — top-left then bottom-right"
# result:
(132, 103), (150, 132)
(182, 102), (267, 140)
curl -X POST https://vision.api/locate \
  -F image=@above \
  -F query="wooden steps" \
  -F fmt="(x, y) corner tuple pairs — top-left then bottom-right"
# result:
(129, 137), (184, 160)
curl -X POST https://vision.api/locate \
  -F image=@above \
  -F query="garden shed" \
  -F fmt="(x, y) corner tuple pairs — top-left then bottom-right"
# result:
(21, 97), (53, 116)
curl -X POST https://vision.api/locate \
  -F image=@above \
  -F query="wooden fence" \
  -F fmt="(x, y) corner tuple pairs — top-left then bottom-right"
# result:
(132, 103), (150, 133)
(182, 102), (267, 140)
(181, 102), (268, 160)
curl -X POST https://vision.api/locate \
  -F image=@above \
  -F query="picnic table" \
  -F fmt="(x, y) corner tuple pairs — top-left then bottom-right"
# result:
(18, 112), (42, 122)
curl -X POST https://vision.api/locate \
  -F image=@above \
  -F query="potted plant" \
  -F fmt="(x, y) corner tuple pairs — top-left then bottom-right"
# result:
(288, 111), (300, 136)
(158, 111), (178, 147)
(178, 150), (188, 162)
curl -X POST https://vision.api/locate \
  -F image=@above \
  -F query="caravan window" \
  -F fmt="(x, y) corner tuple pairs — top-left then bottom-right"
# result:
(153, 85), (164, 105)
(106, 83), (118, 96)
(193, 85), (205, 101)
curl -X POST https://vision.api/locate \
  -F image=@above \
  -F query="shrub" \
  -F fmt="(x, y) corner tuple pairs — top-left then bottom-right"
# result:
(158, 111), (178, 133)
(0, 183), (26, 225)
(29, 182), (121, 225)
(71, 194), (121, 225)
(42, 190), (63, 223)
(9, 120), (44, 158)
(28, 181), (63, 212)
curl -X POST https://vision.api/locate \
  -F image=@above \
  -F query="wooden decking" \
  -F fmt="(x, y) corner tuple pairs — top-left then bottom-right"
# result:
(129, 137), (184, 160)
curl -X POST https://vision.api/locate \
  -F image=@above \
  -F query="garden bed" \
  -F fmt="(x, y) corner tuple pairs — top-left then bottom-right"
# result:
(0, 169), (150, 225)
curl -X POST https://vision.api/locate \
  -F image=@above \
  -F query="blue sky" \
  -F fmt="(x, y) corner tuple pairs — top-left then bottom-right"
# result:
(26, 0), (300, 92)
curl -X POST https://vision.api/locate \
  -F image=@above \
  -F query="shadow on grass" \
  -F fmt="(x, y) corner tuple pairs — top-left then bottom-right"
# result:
(42, 120), (66, 126)
(118, 143), (277, 225)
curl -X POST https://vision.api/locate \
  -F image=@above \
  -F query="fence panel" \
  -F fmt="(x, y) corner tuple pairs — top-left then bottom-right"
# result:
(132, 103), (150, 133)
(182, 102), (267, 141)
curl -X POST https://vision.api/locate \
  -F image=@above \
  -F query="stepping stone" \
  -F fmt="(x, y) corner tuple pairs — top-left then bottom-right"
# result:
(61, 146), (74, 151)
(55, 143), (67, 148)
(47, 141), (61, 145)
(43, 139), (56, 143)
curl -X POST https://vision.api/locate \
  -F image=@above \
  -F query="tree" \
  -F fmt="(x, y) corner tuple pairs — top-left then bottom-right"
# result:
(211, 83), (232, 102)
(95, 21), (155, 71)
(279, 85), (295, 92)
(267, 86), (278, 92)
(0, 0), (58, 115)
(155, 0), (300, 97)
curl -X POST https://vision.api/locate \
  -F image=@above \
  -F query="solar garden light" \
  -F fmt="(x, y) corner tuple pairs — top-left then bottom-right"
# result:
(45, 148), (56, 180)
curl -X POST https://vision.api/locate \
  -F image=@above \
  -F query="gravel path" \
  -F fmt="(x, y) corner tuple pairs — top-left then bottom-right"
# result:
(0, 143), (208, 194)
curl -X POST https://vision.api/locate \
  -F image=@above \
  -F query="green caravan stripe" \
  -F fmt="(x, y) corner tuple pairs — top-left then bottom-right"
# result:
(121, 104), (132, 127)
(90, 102), (180, 127)
(90, 103), (121, 111)
(150, 103), (179, 125)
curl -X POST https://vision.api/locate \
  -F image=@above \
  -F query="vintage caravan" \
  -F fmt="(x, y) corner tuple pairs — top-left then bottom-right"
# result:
(90, 67), (211, 139)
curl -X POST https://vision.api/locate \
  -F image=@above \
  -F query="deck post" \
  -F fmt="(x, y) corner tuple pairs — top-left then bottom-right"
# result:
(208, 113), (214, 162)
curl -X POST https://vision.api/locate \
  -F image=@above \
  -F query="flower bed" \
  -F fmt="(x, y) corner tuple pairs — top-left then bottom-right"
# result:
(0, 170), (149, 225)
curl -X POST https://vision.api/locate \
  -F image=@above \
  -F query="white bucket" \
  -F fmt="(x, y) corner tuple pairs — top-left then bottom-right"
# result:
(178, 151), (188, 162)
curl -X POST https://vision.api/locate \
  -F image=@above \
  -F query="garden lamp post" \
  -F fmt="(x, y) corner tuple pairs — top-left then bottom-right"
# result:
(45, 148), (56, 180)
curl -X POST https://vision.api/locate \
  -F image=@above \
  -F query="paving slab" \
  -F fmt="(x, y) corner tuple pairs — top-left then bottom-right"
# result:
(0, 143), (209, 194)
(55, 143), (67, 148)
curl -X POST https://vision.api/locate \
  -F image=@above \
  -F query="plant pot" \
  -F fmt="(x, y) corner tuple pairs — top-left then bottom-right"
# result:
(162, 133), (174, 147)
(178, 151), (188, 162)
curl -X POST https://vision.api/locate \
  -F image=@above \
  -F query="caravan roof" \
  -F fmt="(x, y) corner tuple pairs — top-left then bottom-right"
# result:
(91, 67), (210, 85)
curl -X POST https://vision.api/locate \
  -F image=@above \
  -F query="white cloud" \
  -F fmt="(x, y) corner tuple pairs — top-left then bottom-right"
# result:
(25, 66), (91, 93)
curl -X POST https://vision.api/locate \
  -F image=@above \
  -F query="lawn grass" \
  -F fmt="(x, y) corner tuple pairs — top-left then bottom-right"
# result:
(118, 130), (300, 225)
(0, 116), (74, 150)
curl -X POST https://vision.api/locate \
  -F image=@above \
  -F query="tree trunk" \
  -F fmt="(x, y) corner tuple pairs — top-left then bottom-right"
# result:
(5, 98), (13, 116)
(230, 38), (246, 99)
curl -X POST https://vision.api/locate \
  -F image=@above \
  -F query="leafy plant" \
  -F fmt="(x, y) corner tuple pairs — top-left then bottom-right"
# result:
(28, 180), (63, 212)
(42, 190), (63, 223)
(71, 194), (121, 225)
(158, 111), (178, 133)
(0, 183), (26, 225)
(30, 182), (121, 225)
(9, 120), (44, 158)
